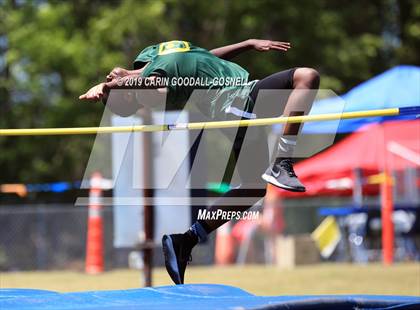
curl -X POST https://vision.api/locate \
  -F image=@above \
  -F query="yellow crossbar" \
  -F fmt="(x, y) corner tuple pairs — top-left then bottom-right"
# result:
(0, 108), (400, 136)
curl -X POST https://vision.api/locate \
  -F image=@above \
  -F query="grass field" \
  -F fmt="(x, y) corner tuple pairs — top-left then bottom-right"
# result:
(1, 263), (419, 296)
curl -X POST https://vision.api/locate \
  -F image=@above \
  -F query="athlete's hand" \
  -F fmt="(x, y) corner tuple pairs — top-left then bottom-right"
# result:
(106, 67), (130, 82)
(249, 39), (291, 52)
(79, 83), (109, 101)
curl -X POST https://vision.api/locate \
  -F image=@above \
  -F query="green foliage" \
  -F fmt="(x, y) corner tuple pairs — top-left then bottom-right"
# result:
(0, 0), (418, 184)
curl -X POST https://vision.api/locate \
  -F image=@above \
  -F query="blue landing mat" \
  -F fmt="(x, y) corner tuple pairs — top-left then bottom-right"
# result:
(1, 284), (419, 310)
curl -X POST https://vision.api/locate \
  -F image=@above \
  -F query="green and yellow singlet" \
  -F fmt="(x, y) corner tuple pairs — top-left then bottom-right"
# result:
(133, 40), (257, 119)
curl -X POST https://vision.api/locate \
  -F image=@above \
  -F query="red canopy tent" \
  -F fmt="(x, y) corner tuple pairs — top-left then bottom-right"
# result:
(273, 119), (420, 198)
(270, 119), (419, 264)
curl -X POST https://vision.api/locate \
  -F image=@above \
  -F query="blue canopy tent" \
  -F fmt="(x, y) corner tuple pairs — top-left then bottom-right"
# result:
(303, 65), (420, 133)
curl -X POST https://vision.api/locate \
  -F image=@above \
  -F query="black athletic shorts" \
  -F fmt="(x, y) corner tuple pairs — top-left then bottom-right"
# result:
(249, 68), (296, 118)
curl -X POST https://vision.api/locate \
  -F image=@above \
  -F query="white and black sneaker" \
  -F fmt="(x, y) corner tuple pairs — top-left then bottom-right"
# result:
(262, 158), (306, 192)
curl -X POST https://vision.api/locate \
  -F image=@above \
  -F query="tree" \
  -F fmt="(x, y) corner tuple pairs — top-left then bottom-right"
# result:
(0, 0), (417, 185)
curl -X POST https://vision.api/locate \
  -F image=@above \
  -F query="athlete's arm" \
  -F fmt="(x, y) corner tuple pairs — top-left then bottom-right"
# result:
(79, 74), (167, 117)
(210, 40), (253, 60)
(210, 39), (291, 60)
(106, 67), (146, 82)
(79, 75), (165, 101)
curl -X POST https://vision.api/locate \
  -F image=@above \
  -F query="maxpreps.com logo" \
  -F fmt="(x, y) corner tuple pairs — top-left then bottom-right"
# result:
(197, 209), (260, 221)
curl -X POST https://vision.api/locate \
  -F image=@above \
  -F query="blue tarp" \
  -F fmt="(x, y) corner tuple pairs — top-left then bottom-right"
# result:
(1, 284), (419, 310)
(303, 65), (420, 133)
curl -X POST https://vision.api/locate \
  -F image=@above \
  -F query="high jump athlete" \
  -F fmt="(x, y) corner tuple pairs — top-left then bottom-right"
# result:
(80, 39), (320, 285)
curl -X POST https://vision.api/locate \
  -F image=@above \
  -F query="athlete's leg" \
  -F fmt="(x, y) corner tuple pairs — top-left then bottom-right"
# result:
(251, 68), (320, 191)
(195, 125), (268, 233)
(162, 68), (320, 284)
(162, 125), (269, 285)
(283, 68), (320, 136)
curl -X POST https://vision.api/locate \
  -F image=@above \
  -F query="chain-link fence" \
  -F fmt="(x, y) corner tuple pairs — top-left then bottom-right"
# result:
(0, 204), (217, 271)
(0, 205), (114, 271)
